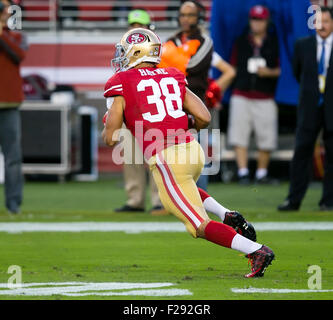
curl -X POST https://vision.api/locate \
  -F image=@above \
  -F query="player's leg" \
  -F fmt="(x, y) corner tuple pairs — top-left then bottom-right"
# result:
(155, 140), (251, 243)
(197, 220), (274, 278)
(197, 187), (229, 222)
(149, 142), (208, 237)
(197, 187), (257, 242)
(196, 220), (261, 255)
(155, 157), (273, 277)
(190, 157), (230, 222)
(149, 141), (273, 277)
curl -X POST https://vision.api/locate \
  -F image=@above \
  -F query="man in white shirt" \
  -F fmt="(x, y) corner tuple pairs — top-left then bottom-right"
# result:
(317, 31), (333, 96)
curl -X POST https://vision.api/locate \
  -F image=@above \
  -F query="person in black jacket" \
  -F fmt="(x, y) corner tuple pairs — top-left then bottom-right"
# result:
(278, 7), (333, 211)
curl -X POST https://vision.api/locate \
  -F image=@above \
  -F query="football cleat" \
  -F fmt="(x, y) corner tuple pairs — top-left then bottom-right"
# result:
(245, 245), (275, 278)
(223, 211), (257, 242)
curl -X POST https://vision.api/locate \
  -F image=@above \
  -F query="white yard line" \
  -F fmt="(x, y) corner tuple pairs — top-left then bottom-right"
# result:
(0, 222), (184, 233)
(0, 221), (333, 234)
(0, 282), (192, 297)
(63, 289), (192, 297)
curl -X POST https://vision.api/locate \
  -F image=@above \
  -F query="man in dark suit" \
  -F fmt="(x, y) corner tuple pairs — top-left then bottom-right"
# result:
(278, 7), (333, 211)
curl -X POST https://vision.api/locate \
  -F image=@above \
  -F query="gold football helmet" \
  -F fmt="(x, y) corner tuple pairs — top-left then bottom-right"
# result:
(111, 28), (162, 72)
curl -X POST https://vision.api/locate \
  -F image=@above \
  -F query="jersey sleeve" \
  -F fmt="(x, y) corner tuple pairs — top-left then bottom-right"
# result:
(103, 73), (124, 98)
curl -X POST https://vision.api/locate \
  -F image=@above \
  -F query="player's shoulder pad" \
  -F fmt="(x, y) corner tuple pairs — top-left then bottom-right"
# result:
(104, 73), (124, 98)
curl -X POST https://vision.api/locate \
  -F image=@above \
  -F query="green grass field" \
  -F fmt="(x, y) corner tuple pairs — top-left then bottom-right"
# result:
(0, 178), (333, 300)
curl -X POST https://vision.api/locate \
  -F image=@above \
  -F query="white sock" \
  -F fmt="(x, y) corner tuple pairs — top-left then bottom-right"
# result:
(256, 168), (267, 180)
(231, 233), (262, 254)
(238, 168), (249, 177)
(203, 197), (230, 222)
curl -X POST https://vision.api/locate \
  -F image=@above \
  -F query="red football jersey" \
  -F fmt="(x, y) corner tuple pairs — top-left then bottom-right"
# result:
(104, 67), (193, 158)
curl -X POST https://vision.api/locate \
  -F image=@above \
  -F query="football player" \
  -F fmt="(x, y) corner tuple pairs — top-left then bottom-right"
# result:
(102, 28), (275, 278)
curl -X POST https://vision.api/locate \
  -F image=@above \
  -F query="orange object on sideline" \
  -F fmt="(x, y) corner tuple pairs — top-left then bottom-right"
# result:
(158, 39), (201, 74)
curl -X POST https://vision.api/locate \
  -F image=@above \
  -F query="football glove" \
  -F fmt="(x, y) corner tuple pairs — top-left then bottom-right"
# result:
(205, 78), (222, 109)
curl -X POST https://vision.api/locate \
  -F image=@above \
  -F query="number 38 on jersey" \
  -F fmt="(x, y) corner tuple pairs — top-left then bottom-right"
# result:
(138, 77), (186, 123)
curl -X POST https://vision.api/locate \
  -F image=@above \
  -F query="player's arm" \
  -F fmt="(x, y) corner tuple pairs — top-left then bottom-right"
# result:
(102, 96), (125, 147)
(183, 87), (211, 131)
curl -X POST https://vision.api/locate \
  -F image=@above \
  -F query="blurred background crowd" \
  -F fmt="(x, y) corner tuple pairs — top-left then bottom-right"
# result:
(1, 0), (332, 214)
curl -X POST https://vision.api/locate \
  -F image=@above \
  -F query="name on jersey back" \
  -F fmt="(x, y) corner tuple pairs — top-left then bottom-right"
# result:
(138, 68), (169, 77)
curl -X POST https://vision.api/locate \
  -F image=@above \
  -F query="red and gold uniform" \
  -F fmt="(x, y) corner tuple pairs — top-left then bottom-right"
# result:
(104, 66), (209, 236)
(102, 27), (274, 279)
